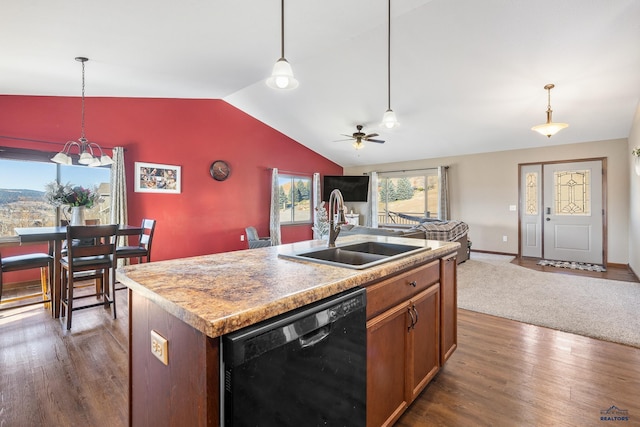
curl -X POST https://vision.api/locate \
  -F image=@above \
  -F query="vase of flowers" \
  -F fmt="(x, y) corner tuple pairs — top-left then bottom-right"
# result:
(44, 181), (103, 225)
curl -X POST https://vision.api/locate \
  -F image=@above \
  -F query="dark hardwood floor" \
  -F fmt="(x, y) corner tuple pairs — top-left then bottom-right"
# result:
(511, 255), (639, 283)
(2, 264), (640, 426)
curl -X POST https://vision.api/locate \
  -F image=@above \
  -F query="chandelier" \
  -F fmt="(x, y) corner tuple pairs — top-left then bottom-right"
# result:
(51, 57), (113, 167)
(531, 83), (569, 138)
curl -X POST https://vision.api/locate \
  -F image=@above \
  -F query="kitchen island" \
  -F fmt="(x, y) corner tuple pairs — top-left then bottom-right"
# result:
(117, 235), (459, 426)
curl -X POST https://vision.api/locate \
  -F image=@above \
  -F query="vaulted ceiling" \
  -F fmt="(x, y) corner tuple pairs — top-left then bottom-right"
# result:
(2, 0), (639, 167)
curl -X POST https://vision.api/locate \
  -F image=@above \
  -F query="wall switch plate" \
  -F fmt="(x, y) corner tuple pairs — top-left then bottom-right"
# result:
(150, 330), (168, 365)
(503, 235), (508, 242)
(240, 235), (245, 241)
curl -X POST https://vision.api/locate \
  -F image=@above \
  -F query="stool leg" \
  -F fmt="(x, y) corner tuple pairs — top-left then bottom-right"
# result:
(66, 271), (74, 330)
(41, 267), (50, 310)
(60, 270), (67, 319)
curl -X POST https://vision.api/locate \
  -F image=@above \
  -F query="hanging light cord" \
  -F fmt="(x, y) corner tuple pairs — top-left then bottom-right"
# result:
(387, 0), (391, 110)
(280, 0), (285, 59)
(76, 57), (89, 142)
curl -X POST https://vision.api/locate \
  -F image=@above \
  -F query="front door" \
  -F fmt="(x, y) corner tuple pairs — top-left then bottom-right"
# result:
(520, 160), (604, 264)
(543, 160), (603, 264)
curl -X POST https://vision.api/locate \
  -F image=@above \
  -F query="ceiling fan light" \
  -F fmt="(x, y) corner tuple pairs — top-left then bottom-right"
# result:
(531, 122), (569, 138)
(353, 140), (364, 150)
(381, 109), (399, 129)
(266, 58), (299, 90)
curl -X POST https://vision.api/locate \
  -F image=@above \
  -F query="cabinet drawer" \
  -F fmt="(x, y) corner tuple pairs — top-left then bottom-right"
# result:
(366, 260), (440, 319)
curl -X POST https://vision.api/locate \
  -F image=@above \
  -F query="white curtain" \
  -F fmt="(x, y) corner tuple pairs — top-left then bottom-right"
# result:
(269, 168), (281, 245)
(312, 172), (322, 239)
(110, 147), (128, 265)
(366, 172), (378, 228)
(438, 166), (450, 220)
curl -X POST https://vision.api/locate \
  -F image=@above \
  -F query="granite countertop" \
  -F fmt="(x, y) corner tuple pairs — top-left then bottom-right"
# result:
(116, 235), (459, 338)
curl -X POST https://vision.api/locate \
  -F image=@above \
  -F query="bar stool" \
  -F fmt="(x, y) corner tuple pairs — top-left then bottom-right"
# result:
(59, 224), (118, 330)
(1, 250), (53, 311)
(116, 219), (156, 264)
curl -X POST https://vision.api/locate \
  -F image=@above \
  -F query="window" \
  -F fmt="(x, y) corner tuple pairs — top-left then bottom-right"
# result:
(278, 174), (312, 224)
(377, 169), (439, 226)
(0, 148), (110, 237)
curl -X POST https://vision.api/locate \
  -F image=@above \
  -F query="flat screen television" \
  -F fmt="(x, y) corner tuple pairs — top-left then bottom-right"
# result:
(323, 175), (370, 202)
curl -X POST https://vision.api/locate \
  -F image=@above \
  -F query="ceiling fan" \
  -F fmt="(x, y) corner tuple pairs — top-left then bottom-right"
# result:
(337, 125), (385, 150)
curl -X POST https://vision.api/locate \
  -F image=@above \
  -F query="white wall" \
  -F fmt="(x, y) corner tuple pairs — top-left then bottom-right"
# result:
(345, 138), (630, 265)
(628, 102), (640, 275)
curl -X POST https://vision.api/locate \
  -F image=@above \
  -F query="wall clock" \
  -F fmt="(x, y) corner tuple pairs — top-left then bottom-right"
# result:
(210, 160), (230, 181)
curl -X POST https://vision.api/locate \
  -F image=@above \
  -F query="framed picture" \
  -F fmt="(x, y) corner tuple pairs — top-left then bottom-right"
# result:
(134, 162), (181, 193)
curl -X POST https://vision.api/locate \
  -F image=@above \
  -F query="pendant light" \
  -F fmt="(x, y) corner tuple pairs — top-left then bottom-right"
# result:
(531, 83), (569, 138)
(266, 0), (298, 90)
(52, 57), (113, 167)
(381, 0), (398, 129)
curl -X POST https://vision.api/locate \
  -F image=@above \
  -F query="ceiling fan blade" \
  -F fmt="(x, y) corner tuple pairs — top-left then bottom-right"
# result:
(367, 139), (385, 143)
(340, 134), (355, 139)
(333, 138), (355, 142)
(364, 133), (379, 139)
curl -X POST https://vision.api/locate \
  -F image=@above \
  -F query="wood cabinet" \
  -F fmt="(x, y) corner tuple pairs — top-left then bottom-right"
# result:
(365, 260), (443, 427)
(440, 253), (457, 365)
(407, 286), (440, 401)
(126, 250), (458, 427)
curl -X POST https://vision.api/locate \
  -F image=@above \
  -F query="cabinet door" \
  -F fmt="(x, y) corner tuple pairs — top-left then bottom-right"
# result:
(440, 254), (457, 365)
(407, 285), (440, 401)
(367, 302), (409, 427)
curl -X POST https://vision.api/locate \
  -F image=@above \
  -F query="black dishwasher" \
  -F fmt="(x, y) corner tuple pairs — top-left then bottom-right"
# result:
(222, 287), (367, 427)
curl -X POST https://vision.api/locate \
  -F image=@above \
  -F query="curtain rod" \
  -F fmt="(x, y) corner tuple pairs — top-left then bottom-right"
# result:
(268, 168), (314, 176)
(374, 166), (448, 174)
(0, 135), (121, 151)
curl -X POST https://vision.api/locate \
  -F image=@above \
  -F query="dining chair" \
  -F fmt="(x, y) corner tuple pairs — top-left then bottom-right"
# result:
(116, 219), (156, 264)
(0, 248), (53, 312)
(245, 226), (272, 249)
(59, 224), (118, 330)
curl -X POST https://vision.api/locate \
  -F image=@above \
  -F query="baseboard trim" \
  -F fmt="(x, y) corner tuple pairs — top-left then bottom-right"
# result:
(470, 249), (517, 257)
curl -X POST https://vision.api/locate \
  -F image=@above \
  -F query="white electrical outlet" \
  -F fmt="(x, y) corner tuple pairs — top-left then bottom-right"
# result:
(150, 330), (168, 365)
(503, 236), (508, 242)
(509, 205), (517, 211)
(240, 235), (245, 241)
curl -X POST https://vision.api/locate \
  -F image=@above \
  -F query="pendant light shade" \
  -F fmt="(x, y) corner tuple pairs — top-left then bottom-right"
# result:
(531, 83), (568, 138)
(267, 58), (298, 90)
(381, 0), (398, 129)
(382, 109), (398, 129)
(52, 57), (113, 167)
(266, 0), (298, 90)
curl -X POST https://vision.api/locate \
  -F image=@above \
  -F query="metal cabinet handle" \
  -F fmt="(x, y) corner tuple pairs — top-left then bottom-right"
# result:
(408, 280), (417, 287)
(407, 306), (416, 331)
(412, 306), (419, 327)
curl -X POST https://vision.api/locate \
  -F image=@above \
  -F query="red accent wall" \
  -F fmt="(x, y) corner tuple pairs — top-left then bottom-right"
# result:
(0, 95), (342, 280)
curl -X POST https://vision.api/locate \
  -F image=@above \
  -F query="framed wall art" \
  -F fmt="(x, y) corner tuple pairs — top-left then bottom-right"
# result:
(134, 162), (181, 193)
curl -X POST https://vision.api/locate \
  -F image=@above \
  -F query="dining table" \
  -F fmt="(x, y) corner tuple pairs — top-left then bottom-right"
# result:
(14, 224), (143, 318)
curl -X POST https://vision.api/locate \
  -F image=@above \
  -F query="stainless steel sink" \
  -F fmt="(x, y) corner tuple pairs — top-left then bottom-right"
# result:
(279, 241), (431, 269)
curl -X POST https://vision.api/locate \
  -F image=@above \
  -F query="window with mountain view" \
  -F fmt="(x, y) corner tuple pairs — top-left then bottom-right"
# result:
(0, 155), (110, 237)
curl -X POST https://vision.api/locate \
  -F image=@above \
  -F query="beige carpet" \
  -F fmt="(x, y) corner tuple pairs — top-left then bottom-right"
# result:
(457, 253), (640, 348)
